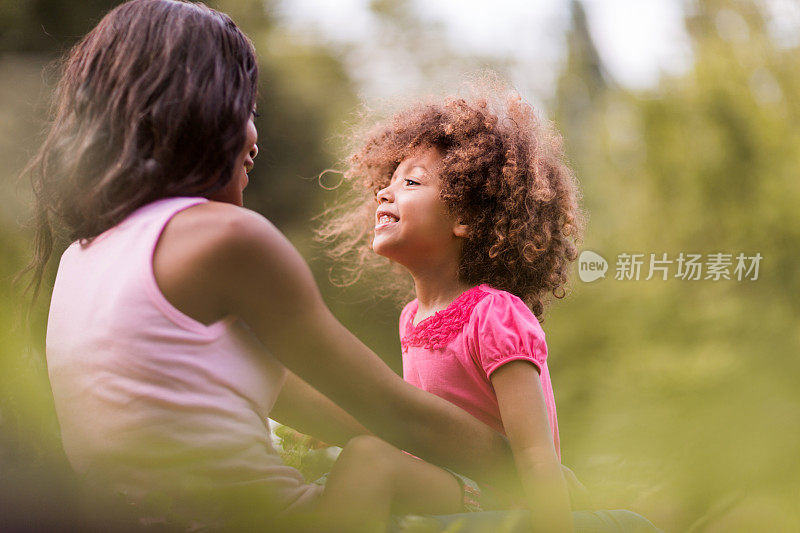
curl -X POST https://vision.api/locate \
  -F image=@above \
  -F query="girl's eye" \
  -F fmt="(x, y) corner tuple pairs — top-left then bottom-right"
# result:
(252, 109), (261, 118)
(404, 178), (420, 186)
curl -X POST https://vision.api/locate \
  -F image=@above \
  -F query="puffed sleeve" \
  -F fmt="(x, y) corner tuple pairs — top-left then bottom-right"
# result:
(468, 290), (548, 378)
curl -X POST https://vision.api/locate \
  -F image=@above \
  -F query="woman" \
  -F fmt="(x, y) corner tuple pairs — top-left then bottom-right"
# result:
(26, 0), (516, 529)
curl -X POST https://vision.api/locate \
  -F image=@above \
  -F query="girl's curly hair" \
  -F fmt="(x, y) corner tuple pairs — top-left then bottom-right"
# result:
(318, 80), (585, 321)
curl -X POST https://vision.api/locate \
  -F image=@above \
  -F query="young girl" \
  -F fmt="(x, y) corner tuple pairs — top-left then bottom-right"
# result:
(24, 0), (523, 529)
(318, 85), (585, 530)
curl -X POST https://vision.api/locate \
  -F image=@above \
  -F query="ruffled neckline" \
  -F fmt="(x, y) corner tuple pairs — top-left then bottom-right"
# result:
(401, 285), (490, 350)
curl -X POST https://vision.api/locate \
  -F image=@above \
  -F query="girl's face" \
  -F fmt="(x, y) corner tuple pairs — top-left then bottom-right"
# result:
(209, 114), (258, 206)
(373, 145), (467, 269)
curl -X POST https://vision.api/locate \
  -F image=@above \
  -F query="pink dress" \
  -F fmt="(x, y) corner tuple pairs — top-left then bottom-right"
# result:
(400, 284), (560, 458)
(46, 197), (322, 518)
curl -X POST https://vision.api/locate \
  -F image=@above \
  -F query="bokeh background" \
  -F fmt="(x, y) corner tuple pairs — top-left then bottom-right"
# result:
(1, 0), (799, 531)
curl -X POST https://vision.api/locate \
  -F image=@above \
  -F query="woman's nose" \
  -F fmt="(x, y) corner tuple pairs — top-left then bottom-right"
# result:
(250, 144), (258, 160)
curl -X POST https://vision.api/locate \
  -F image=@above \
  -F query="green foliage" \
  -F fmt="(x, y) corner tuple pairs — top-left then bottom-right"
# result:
(549, 1), (800, 530)
(0, 0), (122, 52)
(273, 423), (339, 483)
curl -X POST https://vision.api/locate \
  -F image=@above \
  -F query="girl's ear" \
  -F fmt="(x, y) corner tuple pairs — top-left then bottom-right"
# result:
(453, 222), (469, 238)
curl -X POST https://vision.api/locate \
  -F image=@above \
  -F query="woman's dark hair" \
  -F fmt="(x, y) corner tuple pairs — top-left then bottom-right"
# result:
(20, 0), (258, 302)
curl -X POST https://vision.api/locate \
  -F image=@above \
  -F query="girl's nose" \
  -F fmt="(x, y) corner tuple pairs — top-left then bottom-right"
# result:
(376, 185), (393, 204)
(250, 144), (258, 160)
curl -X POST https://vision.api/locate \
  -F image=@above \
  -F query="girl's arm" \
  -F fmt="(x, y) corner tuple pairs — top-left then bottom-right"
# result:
(189, 204), (517, 488)
(491, 361), (574, 532)
(270, 371), (371, 447)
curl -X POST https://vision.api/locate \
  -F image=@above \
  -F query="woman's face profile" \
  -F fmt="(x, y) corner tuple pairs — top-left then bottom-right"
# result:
(210, 114), (258, 206)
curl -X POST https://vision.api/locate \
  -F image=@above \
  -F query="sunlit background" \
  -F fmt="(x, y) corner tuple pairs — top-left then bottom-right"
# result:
(1, 0), (799, 530)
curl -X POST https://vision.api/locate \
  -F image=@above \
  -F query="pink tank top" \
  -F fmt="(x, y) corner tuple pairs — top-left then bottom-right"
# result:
(46, 197), (321, 516)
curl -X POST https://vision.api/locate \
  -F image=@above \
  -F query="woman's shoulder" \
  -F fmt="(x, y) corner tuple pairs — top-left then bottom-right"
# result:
(172, 200), (269, 234)
(163, 201), (289, 258)
(155, 200), (312, 323)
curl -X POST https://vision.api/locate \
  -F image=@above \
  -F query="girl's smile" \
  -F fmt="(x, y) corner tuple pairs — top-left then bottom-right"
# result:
(375, 207), (399, 231)
(372, 145), (467, 270)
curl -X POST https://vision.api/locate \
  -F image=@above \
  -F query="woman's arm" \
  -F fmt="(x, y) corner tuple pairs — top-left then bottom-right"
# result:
(270, 371), (371, 447)
(491, 361), (573, 532)
(190, 204), (517, 488)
